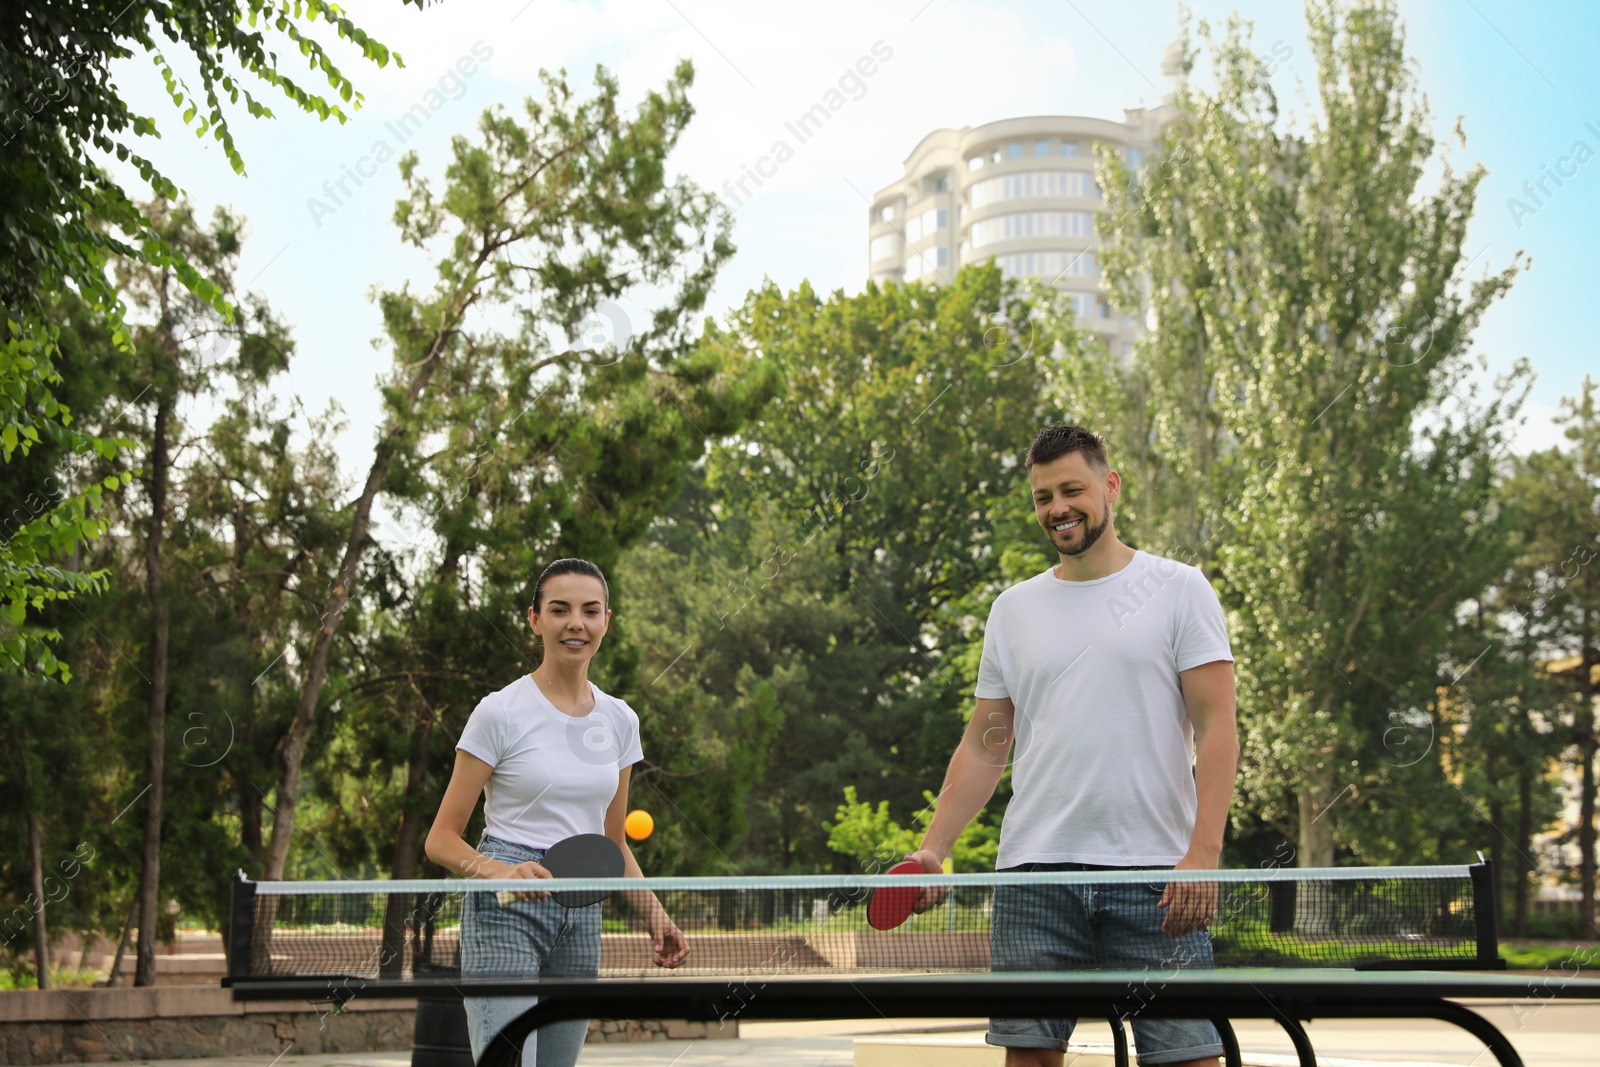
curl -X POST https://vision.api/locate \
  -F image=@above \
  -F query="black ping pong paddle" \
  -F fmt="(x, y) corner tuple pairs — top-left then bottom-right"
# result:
(543, 833), (625, 908)
(495, 833), (624, 908)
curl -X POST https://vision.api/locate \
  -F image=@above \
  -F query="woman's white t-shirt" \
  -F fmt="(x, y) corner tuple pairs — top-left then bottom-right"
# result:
(456, 674), (644, 848)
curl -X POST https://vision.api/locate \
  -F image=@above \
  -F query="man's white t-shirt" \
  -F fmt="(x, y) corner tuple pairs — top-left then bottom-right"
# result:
(456, 674), (644, 848)
(976, 550), (1233, 868)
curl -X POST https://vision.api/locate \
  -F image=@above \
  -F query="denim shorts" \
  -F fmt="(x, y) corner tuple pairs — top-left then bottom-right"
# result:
(987, 861), (1224, 1066)
(459, 834), (602, 1067)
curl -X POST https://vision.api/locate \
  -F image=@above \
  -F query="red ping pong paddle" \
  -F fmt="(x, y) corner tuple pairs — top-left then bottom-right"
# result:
(865, 859), (925, 931)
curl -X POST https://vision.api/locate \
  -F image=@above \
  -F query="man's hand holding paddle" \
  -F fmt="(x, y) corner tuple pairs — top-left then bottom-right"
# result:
(904, 849), (948, 914)
(901, 696), (1016, 920)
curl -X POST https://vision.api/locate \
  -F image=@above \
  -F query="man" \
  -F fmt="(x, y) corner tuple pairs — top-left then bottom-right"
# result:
(908, 424), (1239, 1067)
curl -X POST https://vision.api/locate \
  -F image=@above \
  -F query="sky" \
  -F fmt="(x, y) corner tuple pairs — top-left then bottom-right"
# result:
(107, 0), (1600, 483)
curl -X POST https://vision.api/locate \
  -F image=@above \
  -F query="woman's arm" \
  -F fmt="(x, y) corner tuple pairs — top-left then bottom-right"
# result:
(606, 766), (688, 966)
(425, 750), (550, 884)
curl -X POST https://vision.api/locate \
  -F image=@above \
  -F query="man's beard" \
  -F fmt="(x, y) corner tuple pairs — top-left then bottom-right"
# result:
(1056, 509), (1110, 557)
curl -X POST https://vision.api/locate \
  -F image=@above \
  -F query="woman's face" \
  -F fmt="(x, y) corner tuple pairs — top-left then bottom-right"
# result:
(528, 574), (610, 664)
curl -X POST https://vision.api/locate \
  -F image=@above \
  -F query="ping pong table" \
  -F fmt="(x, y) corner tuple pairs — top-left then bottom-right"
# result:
(224, 862), (1600, 1067)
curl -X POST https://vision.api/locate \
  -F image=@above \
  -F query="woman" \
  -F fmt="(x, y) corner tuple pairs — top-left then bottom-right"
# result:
(426, 558), (688, 1067)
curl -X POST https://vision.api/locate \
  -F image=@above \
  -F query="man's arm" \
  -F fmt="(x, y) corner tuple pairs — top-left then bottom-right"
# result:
(1179, 659), (1239, 867)
(909, 696), (1015, 871)
(1157, 659), (1238, 937)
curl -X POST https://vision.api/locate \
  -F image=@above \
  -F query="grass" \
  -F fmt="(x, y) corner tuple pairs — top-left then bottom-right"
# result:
(1499, 943), (1600, 972)
(0, 969), (104, 990)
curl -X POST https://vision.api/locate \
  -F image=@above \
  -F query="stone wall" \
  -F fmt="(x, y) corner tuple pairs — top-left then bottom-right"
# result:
(0, 988), (734, 1065)
(586, 1018), (733, 1044)
(0, 988), (413, 1065)
(0, 1009), (415, 1065)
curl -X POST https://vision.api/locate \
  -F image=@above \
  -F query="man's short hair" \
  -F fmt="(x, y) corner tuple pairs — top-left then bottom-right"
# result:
(1026, 424), (1108, 471)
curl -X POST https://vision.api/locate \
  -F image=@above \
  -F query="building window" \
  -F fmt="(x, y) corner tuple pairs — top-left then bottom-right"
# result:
(968, 156), (985, 171)
(995, 251), (1098, 281)
(970, 171), (1100, 208)
(1127, 147), (1143, 167)
(906, 246), (949, 281)
(905, 208), (947, 245)
(934, 174), (949, 192)
(1007, 141), (1023, 159)
(1034, 139), (1051, 156)
(970, 211), (1095, 247)
(870, 234), (900, 262)
(1061, 140), (1078, 157)
(879, 205), (896, 222)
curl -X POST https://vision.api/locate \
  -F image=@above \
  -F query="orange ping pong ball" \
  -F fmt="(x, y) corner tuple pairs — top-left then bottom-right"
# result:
(625, 809), (655, 840)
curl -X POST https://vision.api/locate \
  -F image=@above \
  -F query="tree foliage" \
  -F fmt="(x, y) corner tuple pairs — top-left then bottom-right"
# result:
(1, 0), (407, 678)
(614, 268), (1084, 872)
(1095, 0), (1529, 867)
(1492, 379), (1600, 930)
(255, 57), (772, 891)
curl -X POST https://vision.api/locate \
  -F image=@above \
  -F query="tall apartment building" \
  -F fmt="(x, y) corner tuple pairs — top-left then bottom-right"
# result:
(866, 70), (1179, 356)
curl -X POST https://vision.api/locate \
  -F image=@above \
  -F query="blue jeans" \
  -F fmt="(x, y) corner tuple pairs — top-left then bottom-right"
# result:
(460, 835), (601, 1067)
(987, 862), (1224, 1065)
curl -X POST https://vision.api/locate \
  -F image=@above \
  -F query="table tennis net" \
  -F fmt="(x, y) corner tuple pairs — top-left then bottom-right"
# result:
(231, 865), (1497, 985)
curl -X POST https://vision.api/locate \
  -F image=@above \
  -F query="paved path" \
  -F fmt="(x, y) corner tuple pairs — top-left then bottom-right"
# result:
(120, 1001), (1600, 1067)
(126, 1043), (857, 1067)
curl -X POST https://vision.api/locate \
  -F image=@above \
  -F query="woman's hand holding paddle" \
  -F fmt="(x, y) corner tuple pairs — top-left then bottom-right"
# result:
(480, 856), (553, 903)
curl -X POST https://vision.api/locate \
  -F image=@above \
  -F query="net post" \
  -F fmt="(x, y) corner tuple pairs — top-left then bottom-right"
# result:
(227, 871), (256, 984)
(1469, 855), (1503, 969)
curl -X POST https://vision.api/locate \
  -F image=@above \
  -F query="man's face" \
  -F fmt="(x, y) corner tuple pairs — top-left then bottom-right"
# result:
(1029, 451), (1119, 558)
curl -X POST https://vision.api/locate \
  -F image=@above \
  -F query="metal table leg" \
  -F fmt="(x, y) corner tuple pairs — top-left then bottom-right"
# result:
(1210, 1016), (1242, 1067)
(1106, 1013), (1130, 1067)
(1273, 1015), (1317, 1067)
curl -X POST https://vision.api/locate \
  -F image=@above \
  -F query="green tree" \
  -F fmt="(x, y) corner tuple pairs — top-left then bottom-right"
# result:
(1495, 378), (1600, 932)
(618, 483), (835, 873)
(105, 201), (295, 981)
(623, 267), (1084, 871)
(1095, 0), (1528, 867)
(1445, 612), (1566, 936)
(2, 0), (406, 678)
(261, 59), (741, 881)
(0, 299), (143, 987)
(0, 273), (328, 985)
(181, 388), (349, 884)
(826, 785), (997, 873)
